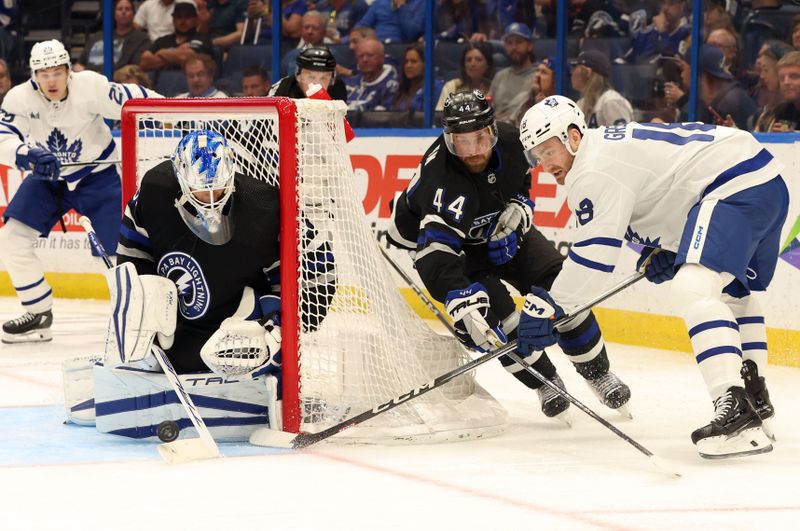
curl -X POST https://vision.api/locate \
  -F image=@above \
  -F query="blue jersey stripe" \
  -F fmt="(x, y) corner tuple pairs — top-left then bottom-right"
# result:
(701, 148), (773, 199)
(696, 345), (742, 363)
(736, 316), (765, 325)
(572, 237), (623, 248)
(120, 224), (152, 249)
(20, 289), (51, 306)
(741, 341), (768, 351)
(688, 319), (739, 338)
(567, 249), (615, 273)
(14, 277), (45, 291)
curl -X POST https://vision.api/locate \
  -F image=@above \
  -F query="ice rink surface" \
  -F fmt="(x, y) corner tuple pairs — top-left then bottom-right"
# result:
(0, 297), (798, 531)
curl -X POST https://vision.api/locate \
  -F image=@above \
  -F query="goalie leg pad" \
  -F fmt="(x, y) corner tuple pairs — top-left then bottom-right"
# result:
(105, 262), (178, 364)
(62, 356), (103, 426)
(93, 364), (280, 441)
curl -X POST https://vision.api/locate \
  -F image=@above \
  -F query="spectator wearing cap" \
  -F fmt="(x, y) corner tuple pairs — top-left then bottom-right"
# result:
(624, 0), (690, 64)
(570, 50), (633, 127)
(353, 0), (425, 44)
(175, 53), (228, 97)
(134, 0), (181, 42)
(752, 40), (793, 131)
(764, 51), (800, 132)
(692, 44), (758, 130)
(139, 0), (214, 71)
(488, 22), (536, 124)
(508, 56), (557, 128)
(436, 42), (494, 111)
(270, 46), (348, 101)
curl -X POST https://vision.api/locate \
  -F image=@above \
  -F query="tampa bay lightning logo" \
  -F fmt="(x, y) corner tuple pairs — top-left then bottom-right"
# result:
(157, 252), (210, 320)
(625, 226), (661, 247)
(36, 128), (82, 163)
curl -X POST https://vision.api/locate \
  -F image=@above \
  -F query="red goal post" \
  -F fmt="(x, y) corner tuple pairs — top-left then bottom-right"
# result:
(120, 97), (507, 443)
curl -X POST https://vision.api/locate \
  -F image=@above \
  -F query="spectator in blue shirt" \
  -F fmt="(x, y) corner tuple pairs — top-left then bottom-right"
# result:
(354, 0), (425, 44)
(625, 0), (690, 64)
(345, 37), (399, 110)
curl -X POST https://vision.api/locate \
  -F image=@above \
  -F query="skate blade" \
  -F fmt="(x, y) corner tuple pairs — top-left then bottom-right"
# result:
(552, 409), (573, 428)
(696, 427), (773, 459)
(2, 329), (53, 344)
(761, 417), (776, 442)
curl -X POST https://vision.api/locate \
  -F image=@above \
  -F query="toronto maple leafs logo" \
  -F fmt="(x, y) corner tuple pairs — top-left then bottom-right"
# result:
(544, 97), (558, 108)
(36, 128), (82, 163)
(625, 226), (661, 247)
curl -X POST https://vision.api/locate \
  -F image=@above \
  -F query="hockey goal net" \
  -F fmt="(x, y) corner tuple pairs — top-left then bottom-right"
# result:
(120, 97), (506, 443)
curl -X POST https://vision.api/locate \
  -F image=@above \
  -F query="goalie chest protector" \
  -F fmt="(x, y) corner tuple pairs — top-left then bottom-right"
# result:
(123, 161), (281, 373)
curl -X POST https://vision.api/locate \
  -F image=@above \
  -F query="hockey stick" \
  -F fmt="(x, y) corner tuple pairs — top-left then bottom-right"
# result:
(249, 249), (648, 452)
(62, 159), (122, 167)
(378, 245), (679, 477)
(79, 215), (221, 464)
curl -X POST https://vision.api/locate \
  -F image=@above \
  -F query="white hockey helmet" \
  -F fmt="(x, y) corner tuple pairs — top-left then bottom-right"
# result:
(519, 95), (586, 167)
(172, 130), (237, 245)
(29, 39), (71, 74)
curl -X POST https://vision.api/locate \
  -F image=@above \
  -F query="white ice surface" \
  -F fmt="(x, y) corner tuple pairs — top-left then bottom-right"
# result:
(0, 297), (799, 531)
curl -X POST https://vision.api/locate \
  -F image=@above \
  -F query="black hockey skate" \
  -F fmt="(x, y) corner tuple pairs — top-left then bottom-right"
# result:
(537, 374), (571, 425)
(741, 360), (775, 441)
(2, 310), (53, 344)
(586, 371), (632, 418)
(691, 386), (772, 459)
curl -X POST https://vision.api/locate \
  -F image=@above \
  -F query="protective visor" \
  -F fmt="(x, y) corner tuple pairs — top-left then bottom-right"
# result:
(523, 138), (560, 168)
(444, 124), (498, 158)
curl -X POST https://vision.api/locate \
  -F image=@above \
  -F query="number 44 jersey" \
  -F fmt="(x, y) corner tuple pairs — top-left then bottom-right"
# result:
(550, 122), (785, 308)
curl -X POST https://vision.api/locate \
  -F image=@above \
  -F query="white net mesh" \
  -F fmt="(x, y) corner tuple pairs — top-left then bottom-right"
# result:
(126, 98), (506, 443)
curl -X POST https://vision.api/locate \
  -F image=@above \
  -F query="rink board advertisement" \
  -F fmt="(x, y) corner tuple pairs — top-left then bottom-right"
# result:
(1, 130), (798, 366)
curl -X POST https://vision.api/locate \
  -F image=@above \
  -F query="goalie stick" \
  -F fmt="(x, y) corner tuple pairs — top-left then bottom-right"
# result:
(377, 245), (680, 477)
(79, 215), (221, 464)
(250, 246), (670, 469)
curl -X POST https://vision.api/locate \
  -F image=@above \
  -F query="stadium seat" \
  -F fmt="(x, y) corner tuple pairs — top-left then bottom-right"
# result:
(434, 41), (467, 75)
(534, 38), (579, 61)
(223, 44), (272, 78)
(384, 43), (408, 67)
(154, 70), (188, 97)
(360, 111), (412, 128)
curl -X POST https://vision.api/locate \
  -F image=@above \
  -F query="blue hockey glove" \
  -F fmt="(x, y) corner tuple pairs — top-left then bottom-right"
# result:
(487, 194), (534, 266)
(15, 145), (60, 181)
(517, 287), (564, 354)
(635, 248), (678, 284)
(445, 282), (507, 353)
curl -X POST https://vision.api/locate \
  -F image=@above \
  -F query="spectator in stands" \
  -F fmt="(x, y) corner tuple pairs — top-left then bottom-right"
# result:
(135, 0), (180, 42)
(437, 0), (493, 42)
(196, 0), (247, 44)
(764, 51), (800, 132)
(335, 26), (377, 77)
(241, 65), (270, 96)
(508, 57), (554, 128)
(0, 59), (10, 106)
(74, 0), (151, 73)
(232, 0), (304, 45)
(625, 0), (690, 64)
(114, 64), (154, 88)
(139, 1), (214, 72)
(345, 38), (398, 111)
(282, 11), (336, 75)
(696, 44), (759, 130)
(175, 53), (228, 97)
(752, 40), (792, 131)
(282, 0), (309, 41)
(389, 43), (443, 112)
(353, 0), (425, 44)
(315, 0), (369, 43)
(0, 0), (15, 62)
(704, 3), (735, 36)
(271, 46), (347, 101)
(436, 42), (494, 111)
(488, 23), (536, 124)
(706, 28), (742, 79)
(792, 15), (800, 51)
(569, 50), (634, 127)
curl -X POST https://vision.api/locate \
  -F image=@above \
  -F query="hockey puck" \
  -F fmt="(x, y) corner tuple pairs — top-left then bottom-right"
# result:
(157, 420), (180, 443)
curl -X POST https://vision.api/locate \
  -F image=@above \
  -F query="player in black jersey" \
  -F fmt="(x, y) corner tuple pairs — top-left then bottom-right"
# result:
(117, 130), (334, 375)
(269, 46), (348, 102)
(387, 89), (631, 420)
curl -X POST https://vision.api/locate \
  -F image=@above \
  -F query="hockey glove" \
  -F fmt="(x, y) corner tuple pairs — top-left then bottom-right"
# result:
(445, 282), (507, 352)
(636, 247), (678, 284)
(487, 194), (534, 265)
(517, 287), (564, 354)
(200, 317), (281, 378)
(15, 144), (60, 181)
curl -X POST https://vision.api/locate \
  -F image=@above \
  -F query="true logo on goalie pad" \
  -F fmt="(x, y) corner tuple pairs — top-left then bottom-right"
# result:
(157, 252), (210, 320)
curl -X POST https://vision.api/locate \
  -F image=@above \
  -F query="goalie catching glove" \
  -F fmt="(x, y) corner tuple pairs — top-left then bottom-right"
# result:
(487, 193), (534, 266)
(445, 282), (507, 352)
(517, 287), (564, 354)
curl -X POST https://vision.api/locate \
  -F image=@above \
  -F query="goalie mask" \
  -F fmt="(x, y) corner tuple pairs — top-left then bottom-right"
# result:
(172, 130), (237, 245)
(519, 95), (586, 167)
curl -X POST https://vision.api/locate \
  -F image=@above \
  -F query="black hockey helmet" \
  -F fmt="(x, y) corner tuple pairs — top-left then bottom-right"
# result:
(442, 89), (495, 134)
(296, 46), (337, 72)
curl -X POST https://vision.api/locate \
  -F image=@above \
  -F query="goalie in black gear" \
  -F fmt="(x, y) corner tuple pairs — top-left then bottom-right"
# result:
(387, 89), (630, 420)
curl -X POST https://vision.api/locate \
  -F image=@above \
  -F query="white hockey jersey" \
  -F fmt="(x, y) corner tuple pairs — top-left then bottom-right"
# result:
(0, 70), (160, 186)
(550, 122), (785, 310)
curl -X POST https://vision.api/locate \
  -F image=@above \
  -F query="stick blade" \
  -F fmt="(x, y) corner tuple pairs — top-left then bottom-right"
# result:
(649, 455), (682, 478)
(158, 438), (220, 464)
(249, 427), (298, 449)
